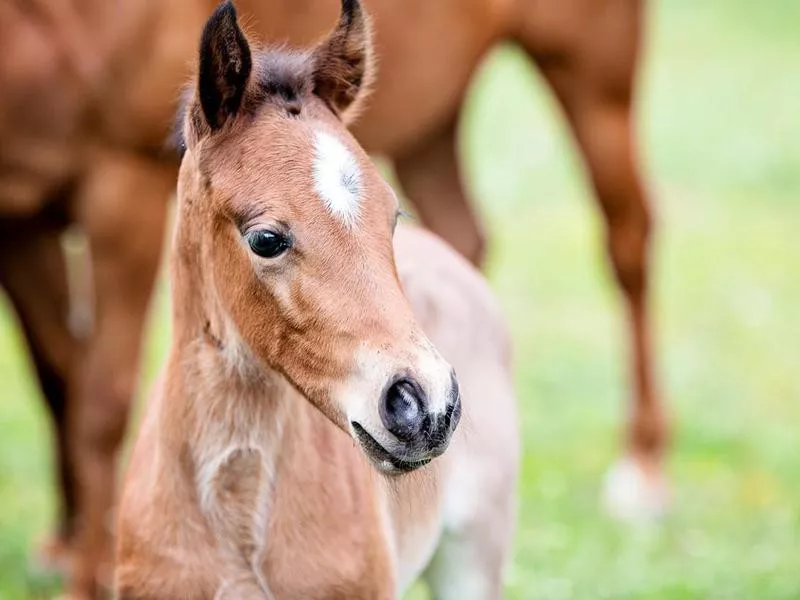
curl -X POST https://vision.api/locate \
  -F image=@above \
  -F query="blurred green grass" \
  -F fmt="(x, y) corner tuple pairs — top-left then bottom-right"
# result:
(1, 0), (799, 597)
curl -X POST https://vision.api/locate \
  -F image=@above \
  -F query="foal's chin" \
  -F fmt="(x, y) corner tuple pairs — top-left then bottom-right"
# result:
(351, 422), (447, 475)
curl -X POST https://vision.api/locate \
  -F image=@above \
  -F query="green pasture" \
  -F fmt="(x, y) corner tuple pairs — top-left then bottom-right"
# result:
(1, 0), (799, 597)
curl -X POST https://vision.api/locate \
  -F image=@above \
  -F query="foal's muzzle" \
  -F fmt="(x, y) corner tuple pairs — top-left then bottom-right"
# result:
(353, 371), (462, 474)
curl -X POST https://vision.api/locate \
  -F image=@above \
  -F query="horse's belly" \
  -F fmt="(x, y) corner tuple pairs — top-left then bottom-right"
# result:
(0, 134), (81, 216)
(351, 0), (506, 157)
(0, 9), (86, 215)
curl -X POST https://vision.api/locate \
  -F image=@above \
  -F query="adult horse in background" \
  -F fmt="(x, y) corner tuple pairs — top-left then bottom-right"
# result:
(0, 1), (178, 598)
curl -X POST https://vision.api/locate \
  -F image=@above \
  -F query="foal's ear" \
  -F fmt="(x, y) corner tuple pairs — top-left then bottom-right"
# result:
(198, 1), (252, 130)
(312, 0), (373, 120)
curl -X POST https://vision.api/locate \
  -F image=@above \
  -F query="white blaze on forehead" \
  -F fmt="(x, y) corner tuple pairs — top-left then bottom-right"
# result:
(312, 130), (362, 227)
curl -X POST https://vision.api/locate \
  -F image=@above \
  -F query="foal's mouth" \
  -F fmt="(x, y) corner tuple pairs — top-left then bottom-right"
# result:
(351, 422), (432, 474)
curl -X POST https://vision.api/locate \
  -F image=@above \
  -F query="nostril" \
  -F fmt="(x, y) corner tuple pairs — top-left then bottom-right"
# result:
(446, 372), (462, 433)
(449, 369), (460, 406)
(380, 378), (426, 442)
(448, 391), (462, 432)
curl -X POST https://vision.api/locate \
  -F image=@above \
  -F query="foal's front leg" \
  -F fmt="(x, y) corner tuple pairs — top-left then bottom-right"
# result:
(67, 149), (175, 599)
(117, 575), (274, 600)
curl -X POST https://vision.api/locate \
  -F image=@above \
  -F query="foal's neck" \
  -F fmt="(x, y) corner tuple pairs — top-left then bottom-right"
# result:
(167, 205), (294, 446)
(174, 332), (294, 437)
(160, 307), (300, 495)
(165, 190), (302, 495)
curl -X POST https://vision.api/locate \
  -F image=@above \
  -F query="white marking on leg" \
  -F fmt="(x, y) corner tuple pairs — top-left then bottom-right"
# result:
(312, 131), (361, 227)
(603, 456), (669, 521)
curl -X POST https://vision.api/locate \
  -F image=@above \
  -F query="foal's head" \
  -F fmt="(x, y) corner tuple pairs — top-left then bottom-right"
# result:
(176, 0), (460, 472)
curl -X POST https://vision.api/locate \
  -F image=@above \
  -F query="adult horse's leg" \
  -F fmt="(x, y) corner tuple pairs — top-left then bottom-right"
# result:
(515, 0), (667, 518)
(0, 216), (79, 570)
(394, 118), (487, 267)
(68, 149), (174, 598)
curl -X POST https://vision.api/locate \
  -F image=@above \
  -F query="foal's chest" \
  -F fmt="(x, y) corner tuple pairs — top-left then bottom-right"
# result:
(261, 445), (396, 599)
(205, 434), (396, 599)
(262, 534), (395, 600)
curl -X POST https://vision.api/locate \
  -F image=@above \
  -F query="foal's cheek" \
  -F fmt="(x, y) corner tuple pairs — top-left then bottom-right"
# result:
(227, 283), (280, 361)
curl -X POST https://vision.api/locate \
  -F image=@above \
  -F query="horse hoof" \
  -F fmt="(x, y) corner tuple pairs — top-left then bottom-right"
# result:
(602, 455), (669, 521)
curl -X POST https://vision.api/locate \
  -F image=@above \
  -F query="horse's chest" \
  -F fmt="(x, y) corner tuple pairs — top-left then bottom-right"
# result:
(202, 446), (396, 599)
(200, 446), (270, 557)
(262, 523), (395, 600)
(262, 440), (397, 598)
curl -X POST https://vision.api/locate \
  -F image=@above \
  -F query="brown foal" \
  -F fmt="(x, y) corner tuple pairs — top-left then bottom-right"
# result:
(114, 2), (518, 597)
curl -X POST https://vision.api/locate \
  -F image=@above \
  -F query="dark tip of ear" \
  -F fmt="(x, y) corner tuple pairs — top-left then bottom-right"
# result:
(218, 0), (236, 19)
(198, 0), (252, 130)
(203, 1), (239, 44)
(341, 0), (360, 26)
(312, 0), (370, 118)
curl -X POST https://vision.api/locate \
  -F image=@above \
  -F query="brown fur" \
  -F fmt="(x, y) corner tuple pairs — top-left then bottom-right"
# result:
(0, 0), (660, 596)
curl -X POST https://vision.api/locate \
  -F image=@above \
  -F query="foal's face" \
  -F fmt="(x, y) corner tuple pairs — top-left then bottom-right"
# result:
(179, 1), (460, 472)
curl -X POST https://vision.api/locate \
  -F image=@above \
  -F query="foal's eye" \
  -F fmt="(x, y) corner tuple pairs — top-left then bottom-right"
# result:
(246, 230), (292, 258)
